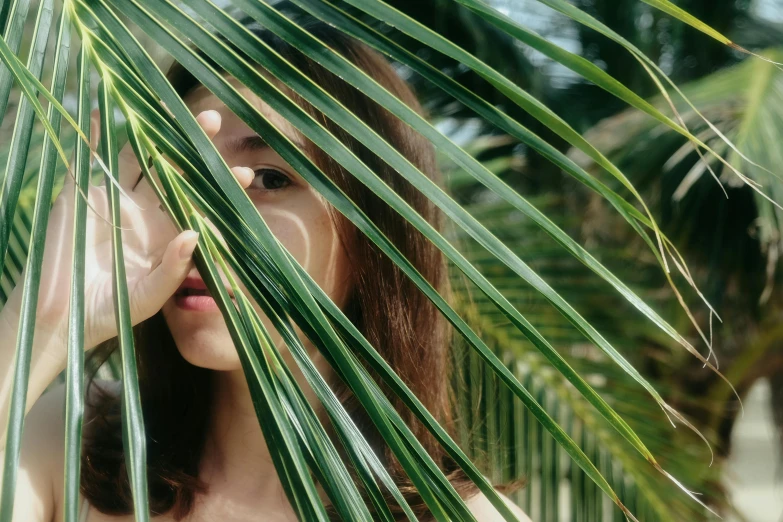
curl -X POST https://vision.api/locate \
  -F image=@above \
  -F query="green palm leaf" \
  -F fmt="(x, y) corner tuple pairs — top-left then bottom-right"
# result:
(62, 43), (91, 522)
(0, 0), (32, 123)
(574, 47), (783, 301)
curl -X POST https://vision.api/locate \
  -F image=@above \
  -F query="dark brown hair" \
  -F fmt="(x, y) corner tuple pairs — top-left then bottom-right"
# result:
(81, 13), (477, 520)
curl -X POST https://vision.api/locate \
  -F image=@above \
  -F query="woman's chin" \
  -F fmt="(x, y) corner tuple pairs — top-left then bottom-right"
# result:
(161, 298), (292, 371)
(163, 305), (243, 371)
(175, 333), (243, 371)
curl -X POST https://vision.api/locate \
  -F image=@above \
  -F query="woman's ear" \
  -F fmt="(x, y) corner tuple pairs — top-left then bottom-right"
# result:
(89, 108), (101, 152)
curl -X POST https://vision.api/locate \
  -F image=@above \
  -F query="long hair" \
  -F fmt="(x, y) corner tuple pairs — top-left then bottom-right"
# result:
(81, 13), (477, 520)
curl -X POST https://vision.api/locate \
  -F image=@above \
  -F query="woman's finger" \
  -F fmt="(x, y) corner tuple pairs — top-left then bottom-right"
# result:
(196, 109), (221, 141)
(188, 111), (259, 190)
(232, 166), (254, 189)
(129, 230), (199, 322)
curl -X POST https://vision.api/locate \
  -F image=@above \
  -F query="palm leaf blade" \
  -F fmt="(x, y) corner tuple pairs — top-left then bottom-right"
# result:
(63, 42), (91, 522)
(0, 3), (64, 518)
(0, 0), (33, 122)
(97, 80), (150, 522)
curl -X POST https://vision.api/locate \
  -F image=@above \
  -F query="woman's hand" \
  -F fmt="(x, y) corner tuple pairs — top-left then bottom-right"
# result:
(3, 109), (250, 356)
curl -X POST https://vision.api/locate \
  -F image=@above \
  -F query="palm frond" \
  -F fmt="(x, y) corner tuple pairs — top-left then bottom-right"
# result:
(0, 0), (766, 520)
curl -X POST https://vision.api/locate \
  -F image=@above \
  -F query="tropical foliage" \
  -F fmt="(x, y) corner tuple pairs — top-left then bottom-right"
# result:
(439, 2), (783, 519)
(0, 0), (774, 521)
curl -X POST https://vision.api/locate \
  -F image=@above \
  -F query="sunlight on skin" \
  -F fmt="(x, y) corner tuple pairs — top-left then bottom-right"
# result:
(262, 207), (315, 269)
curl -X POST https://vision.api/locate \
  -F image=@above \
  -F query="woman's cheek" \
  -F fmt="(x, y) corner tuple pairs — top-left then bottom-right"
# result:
(259, 196), (351, 306)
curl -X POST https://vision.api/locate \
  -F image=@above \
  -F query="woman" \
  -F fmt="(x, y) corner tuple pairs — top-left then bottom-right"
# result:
(0, 14), (530, 522)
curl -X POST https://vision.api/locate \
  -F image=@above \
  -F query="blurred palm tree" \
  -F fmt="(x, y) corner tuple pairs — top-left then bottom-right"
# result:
(571, 45), (783, 459)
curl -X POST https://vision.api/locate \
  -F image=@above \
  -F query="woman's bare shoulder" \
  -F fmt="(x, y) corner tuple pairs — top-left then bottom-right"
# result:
(22, 379), (120, 481)
(25, 383), (529, 522)
(24, 378), (120, 459)
(30, 378), (120, 425)
(464, 490), (532, 522)
(20, 380), (121, 518)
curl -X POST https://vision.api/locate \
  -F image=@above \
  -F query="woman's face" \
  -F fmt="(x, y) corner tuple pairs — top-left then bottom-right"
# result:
(161, 81), (353, 370)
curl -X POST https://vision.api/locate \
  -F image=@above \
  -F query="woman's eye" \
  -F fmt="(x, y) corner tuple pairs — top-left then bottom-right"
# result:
(251, 168), (292, 191)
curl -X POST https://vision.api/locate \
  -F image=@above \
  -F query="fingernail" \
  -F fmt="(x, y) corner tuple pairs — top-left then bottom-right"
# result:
(179, 232), (199, 260)
(199, 109), (220, 122)
(234, 166), (254, 180)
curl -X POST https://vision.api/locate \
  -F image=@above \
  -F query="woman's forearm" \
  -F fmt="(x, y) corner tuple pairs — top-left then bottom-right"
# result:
(0, 291), (68, 450)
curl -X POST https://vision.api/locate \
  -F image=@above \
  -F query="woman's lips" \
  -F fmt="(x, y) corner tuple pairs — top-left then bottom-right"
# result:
(174, 276), (234, 312)
(175, 291), (220, 312)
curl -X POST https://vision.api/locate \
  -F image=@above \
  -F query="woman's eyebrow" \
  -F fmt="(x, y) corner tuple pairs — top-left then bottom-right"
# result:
(226, 134), (306, 154)
(226, 135), (269, 154)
